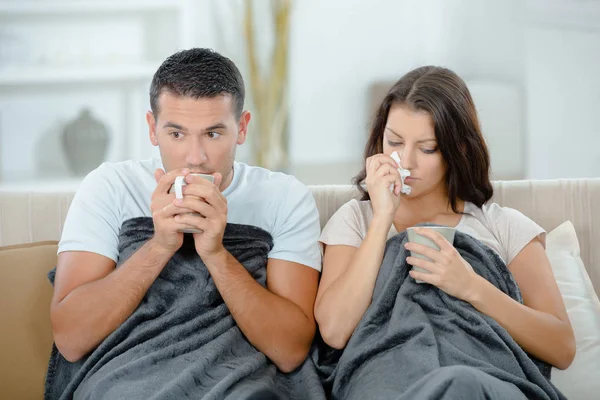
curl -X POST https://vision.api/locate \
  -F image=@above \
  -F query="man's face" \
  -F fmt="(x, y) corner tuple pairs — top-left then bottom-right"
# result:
(147, 92), (250, 191)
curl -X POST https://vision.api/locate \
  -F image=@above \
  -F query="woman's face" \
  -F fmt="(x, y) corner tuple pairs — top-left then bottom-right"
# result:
(381, 104), (447, 198)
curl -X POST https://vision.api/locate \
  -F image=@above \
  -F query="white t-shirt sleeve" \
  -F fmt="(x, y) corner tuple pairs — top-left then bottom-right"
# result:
(58, 163), (121, 262)
(319, 199), (365, 248)
(485, 203), (546, 265)
(268, 178), (322, 272)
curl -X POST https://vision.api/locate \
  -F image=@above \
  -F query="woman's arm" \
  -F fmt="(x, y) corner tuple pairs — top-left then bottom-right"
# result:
(406, 228), (576, 369)
(315, 153), (403, 349)
(315, 216), (392, 349)
(468, 239), (575, 369)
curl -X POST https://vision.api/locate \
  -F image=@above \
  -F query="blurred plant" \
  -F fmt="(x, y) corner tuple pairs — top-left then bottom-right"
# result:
(243, 0), (292, 171)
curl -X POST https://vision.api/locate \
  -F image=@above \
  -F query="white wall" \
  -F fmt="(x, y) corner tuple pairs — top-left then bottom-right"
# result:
(196, 0), (529, 181)
(287, 0), (526, 170)
(2, 0), (599, 187)
(526, 27), (600, 179)
(286, 0), (600, 182)
(0, 4), (184, 184)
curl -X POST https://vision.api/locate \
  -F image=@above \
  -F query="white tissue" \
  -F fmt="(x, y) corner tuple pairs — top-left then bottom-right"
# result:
(389, 151), (412, 195)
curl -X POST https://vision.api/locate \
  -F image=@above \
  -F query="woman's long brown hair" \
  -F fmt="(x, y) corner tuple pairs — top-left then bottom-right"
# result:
(353, 66), (493, 213)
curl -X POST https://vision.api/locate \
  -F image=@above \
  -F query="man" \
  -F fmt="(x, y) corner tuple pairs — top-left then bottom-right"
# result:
(48, 48), (323, 399)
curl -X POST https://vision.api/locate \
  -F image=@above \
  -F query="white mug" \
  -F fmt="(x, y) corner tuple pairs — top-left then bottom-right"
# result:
(168, 173), (215, 234)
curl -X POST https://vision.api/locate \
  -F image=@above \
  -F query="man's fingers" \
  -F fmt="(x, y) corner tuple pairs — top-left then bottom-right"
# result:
(175, 197), (217, 219)
(154, 168), (165, 183)
(155, 168), (190, 195)
(163, 218), (200, 233)
(174, 213), (208, 232)
(182, 185), (227, 214)
(155, 202), (194, 219)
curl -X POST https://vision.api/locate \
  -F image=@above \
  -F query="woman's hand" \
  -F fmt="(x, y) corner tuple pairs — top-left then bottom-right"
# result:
(404, 227), (482, 302)
(365, 154), (403, 221)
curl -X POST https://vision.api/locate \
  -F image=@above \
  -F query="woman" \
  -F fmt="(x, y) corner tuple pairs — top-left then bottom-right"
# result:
(314, 66), (575, 376)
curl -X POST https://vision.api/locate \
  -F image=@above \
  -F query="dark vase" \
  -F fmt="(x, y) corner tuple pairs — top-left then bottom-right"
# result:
(62, 108), (110, 176)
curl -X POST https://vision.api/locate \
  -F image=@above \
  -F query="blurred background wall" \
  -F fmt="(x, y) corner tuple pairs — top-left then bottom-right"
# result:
(0, 0), (598, 190)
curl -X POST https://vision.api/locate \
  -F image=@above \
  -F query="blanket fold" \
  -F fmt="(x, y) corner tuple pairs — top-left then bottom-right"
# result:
(45, 217), (325, 400)
(313, 227), (566, 400)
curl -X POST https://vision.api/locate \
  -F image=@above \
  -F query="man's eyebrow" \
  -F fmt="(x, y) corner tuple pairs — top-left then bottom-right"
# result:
(163, 121), (186, 131)
(203, 123), (227, 131)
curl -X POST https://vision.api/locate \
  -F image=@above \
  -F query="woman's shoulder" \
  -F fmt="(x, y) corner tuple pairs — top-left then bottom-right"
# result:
(466, 201), (545, 243)
(470, 201), (534, 225)
(320, 199), (374, 247)
(337, 199), (371, 213)
(335, 198), (373, 216)
(350, 198), (373, 213)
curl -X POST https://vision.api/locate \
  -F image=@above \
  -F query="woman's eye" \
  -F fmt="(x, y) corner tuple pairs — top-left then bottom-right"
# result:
(387, 141), (403, 147)
(422, 148), (437, 154)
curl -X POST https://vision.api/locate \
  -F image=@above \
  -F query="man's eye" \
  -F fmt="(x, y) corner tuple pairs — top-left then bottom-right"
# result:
(208, 132), (222, 139)
(171, 132), (181, 139)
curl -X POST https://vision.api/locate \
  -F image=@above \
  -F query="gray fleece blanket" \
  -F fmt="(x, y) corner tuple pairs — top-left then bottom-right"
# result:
(312, 228), (567, 400)
(44, 217), (325, 400)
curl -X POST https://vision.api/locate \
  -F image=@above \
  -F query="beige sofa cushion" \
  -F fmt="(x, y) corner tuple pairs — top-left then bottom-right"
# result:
(0, 241), (57, 400)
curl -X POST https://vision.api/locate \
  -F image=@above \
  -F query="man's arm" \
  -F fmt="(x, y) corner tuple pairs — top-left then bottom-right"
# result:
(51, 167), (197, 362)
(176, 174), (321, 372)
(51, 241), (172, 362)
(203, 251), (319, 372)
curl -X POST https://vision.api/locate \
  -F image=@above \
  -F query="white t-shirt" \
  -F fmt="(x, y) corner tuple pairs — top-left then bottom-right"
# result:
(59, 158), (322, 271)
(319, 199), (546, 266)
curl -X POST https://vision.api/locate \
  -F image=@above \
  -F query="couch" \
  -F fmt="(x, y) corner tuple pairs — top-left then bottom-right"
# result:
(1, 179), (599, 399)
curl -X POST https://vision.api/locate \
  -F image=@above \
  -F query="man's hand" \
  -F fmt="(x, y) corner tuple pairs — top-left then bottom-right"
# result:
(173, 173), (228, 259)
(50, 168), (191, 362)
(151, 168), (196, 255)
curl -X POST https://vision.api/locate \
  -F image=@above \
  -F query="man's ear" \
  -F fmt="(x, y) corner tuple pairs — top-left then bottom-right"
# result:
(237, 111), (251, 145)
(147, 111), (158, 146)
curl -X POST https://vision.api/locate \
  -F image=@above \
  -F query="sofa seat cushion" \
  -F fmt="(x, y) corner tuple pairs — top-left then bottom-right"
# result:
(0, 241), (57, 400)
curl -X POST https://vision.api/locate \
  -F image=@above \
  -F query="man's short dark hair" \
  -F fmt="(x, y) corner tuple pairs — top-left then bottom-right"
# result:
(150, 48), (245, 119)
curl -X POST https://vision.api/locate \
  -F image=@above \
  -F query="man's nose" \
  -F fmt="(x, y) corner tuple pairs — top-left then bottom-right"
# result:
(185, 142), (207, 165)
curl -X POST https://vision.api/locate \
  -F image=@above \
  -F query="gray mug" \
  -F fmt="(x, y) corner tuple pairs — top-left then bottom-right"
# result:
(406, 226), (456, 283)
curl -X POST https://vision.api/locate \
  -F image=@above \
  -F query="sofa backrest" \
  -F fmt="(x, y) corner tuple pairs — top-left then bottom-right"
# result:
(1, 178), (599, 399)
(1, 178), (599, 293)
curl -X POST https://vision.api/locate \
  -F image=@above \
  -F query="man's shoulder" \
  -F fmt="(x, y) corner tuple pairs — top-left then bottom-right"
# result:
(82, 158), (159, 189)
(236, 162), (296, 187)
(96, 158), (160, 177)
(228, 162), (315, 224)
(74, 158), (159, 210)
(234, 162), (306, 199)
